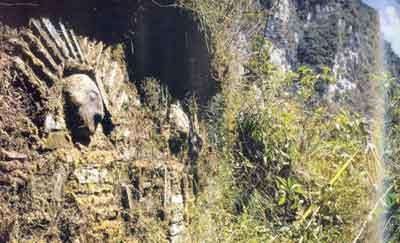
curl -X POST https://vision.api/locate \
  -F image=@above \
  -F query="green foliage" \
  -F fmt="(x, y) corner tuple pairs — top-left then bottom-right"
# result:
(233, 104), (301, 223)
(298, 16), (339, 67)
(292, 66), (336, 104)
(188, 22), (377, 241)
(276, 176), (305, 209)
(247, 35), (275, 79)
(383, 73), (400, 242)
(182, 1), (379, 243)
(246, 35), (291, 99)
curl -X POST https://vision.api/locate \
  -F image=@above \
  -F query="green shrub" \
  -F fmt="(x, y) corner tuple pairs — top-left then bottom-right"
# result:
(298, 16), (339, 67)
(181, 1), (380, 242)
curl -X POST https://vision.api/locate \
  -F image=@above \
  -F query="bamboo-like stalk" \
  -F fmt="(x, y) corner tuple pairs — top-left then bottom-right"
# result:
(299, 150), (360, 224)
(329, 151), (360, 186)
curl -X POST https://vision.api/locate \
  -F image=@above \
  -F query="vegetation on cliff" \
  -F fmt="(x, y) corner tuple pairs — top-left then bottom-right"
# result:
(180, 1), (389, 242)
(383, 75), (400, 243)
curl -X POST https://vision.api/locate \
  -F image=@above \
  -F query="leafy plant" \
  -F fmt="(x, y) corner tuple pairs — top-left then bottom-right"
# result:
(276, 176), (306, 210)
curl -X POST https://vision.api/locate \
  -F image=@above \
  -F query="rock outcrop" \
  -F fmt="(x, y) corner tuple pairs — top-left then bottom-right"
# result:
(64, 74), (104, 135)
(0, 14), (205, 243)
(263, 0), (382, 108)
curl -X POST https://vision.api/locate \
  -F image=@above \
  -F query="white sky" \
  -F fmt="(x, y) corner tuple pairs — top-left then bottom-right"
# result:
(363, 0), (400, 56)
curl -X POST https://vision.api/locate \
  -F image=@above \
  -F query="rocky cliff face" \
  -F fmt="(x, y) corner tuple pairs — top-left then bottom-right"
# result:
(0, 2), (212, 242)
(385, 42), (400, 78)
(263, 0), (385, 108)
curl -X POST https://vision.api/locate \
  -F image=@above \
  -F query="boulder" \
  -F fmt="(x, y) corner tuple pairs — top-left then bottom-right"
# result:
(44, 114), (65, 132)
(169, 102), (190, 136)
(64, 74), (104, 135)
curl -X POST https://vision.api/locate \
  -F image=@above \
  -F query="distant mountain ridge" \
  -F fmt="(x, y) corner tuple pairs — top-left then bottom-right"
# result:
(263, 0), (400, 110)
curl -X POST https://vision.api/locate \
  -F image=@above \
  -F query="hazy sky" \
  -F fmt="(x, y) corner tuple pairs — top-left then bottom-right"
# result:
(362, 0), (400, 56)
